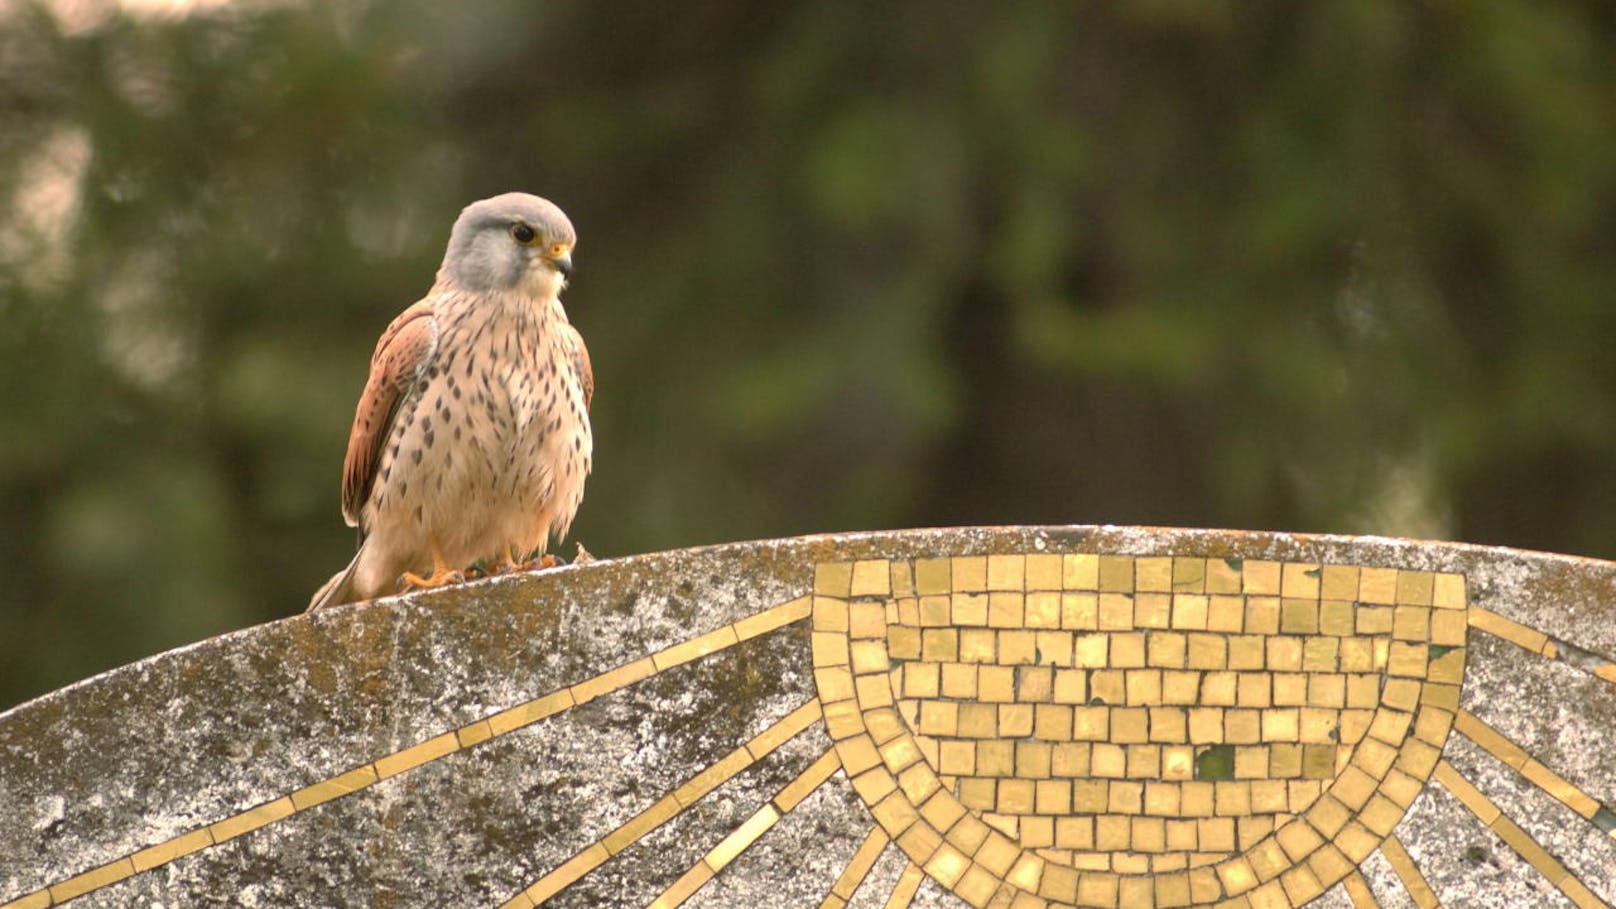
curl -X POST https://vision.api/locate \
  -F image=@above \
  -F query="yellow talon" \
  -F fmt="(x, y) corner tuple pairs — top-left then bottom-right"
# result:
(401, 538), (464, 590)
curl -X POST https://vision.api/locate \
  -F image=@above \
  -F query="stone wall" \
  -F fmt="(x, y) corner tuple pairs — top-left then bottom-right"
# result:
(1, 526), (1613, 908)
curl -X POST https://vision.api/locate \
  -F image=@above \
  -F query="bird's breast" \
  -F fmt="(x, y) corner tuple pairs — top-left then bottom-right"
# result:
(366, 299), (589, 562)
(455, 311), (584, 462)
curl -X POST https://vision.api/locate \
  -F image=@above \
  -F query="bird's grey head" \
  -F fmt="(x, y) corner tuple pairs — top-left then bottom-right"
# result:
(438, 192), (577, 295)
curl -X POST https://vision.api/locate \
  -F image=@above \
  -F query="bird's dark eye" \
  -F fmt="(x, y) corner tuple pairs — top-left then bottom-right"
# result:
(511, 223), (537, 245)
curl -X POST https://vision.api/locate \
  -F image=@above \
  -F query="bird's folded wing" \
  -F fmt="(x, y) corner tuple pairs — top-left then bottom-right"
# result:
(341, 300), (439, 526)
(560, 321), (593, 410)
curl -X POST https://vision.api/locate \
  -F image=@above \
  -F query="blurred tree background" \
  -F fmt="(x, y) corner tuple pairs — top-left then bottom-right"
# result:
(1, 0), (1613, 710)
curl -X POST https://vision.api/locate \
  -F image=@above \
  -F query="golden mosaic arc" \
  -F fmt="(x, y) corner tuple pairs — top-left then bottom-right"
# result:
(811, 553), (1469, 909)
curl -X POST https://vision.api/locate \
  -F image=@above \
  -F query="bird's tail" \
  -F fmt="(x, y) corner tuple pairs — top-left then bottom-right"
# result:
(308, 551), (362, 612)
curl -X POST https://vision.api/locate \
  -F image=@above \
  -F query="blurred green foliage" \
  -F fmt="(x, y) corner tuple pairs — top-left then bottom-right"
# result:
(1, 0), (1613, 709)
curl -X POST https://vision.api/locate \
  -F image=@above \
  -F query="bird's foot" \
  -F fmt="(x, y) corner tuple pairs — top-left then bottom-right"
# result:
(400, 566), (465, 590)
(573, 542), (595, 564)
(486, 547), (571, 574)
(488, 540), (539, 569)
(400, 538), (466, 590)
(489, 544), (525, 575)
(490, 544), (556, 573)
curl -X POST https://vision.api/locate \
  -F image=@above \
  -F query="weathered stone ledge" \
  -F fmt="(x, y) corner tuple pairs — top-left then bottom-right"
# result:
(1, 526), (1612, 908)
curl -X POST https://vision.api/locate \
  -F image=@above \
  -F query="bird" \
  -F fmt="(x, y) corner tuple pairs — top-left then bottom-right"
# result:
(308, 193), (594, 610)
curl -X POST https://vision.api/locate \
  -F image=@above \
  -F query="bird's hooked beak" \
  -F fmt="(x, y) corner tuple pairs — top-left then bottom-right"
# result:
(548, 248), (574, 279)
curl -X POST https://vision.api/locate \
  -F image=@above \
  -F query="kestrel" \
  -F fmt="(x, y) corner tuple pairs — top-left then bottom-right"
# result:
(309, 193), (594, 610)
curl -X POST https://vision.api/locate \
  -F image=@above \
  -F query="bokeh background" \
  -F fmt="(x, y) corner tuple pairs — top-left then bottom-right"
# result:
(2, 0), (1613, 710)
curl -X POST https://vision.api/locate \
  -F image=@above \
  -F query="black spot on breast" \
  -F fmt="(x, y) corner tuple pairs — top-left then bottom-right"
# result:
(425, 430), (435, 448)
(412, 449), (422, 465)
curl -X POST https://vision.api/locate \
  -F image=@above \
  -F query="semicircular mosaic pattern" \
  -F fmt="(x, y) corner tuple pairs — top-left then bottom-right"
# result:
(2, 529), (1614, 909)
(810, 554), (1467, 909)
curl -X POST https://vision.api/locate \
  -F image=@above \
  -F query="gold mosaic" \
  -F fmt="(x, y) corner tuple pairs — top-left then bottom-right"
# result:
(812, 554), (1482, 909)
(7, 546), (1616, 909)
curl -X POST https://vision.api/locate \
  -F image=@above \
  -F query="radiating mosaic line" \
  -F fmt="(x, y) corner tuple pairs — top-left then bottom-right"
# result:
(1468, 607), (1616, 688)
(1454, 709), (1616, 837)
(880, 861), (925, 909)
(1378, 834), (1441, 909)
(498, 698), (823, 908)
(1432, 760), (1611, 909)
(817, 826), (891, 909)
(19, 548), (1616, 909)
(1, 595), (812, 909)
(1341, 869), (1381, 909)
(645, 747), (844, 908)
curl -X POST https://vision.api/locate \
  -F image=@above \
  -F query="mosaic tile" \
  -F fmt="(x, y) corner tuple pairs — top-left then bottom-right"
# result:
(1441, 734), (1616, 905)
(1459, 631), (1616, 810)
(10, 530), (1616, 909)
(848, 843), (923, 909)
(550, 723), (831, 909)
(1395, 770), (1574, 909)
(804, 555), (1489, 909)
(58, 780), (390, 909)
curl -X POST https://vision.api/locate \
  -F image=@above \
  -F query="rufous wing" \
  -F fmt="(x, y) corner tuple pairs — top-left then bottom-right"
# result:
(561, 321), (593, 410)
(340, 301), (439, 527)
